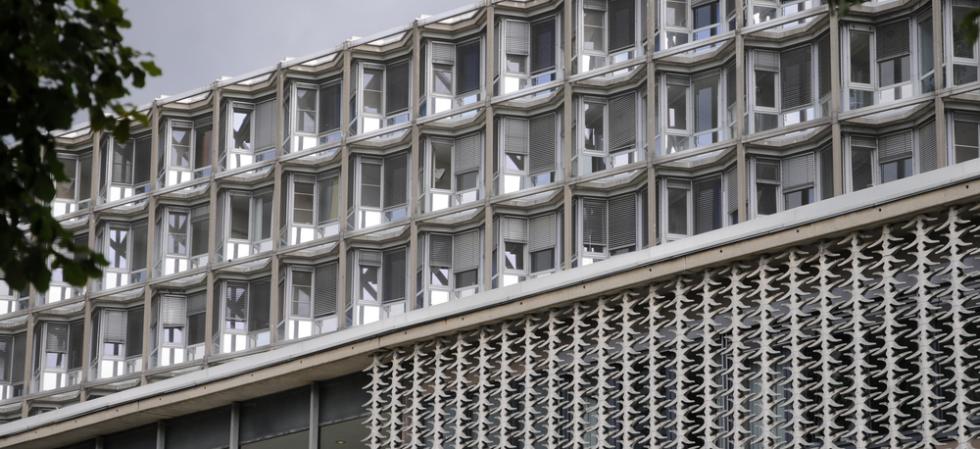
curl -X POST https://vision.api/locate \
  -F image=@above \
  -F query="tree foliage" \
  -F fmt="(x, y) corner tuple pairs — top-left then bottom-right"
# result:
(0, 0), (159, 291)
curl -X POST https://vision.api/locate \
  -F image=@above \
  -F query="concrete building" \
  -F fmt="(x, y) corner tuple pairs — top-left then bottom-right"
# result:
(1, 0), (980, 447)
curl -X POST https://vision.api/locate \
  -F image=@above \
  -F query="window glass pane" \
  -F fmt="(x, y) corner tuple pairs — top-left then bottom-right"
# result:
(191, 208), (208, 256)
(783, 188), (812, 210)
(292, 271), (312, 317)
(434, 65), (453, 95)
(293, 181), (314, 225)
(755, 70), (776, 108)
(57, 157), (76, 199)
(258, 192), (272, 240)
(756, 184), (778, 215)
(454, 269), (478, 288)
(880, 158), (912, 183)
(296, 88), (317, 134)
(232, 108), (252, 150)
(431, 141), (452, 190)
(456, 171), (479, 191)
(456, 41), (481, 95)
(194, 125), (212, 169)
(608, 0), (636, 52)
(667, 84), (687, 130)
(504, 242), (524, 270)
(230, 195), (250, 239)
(583, 9), (606, 52)
(168, 212), (188, 255)
(109, 227), (129, 269)
(849, 30), (871, 84)
(112, 139), (134, 184)
(918, 18), (933, 75)
(851, 147), (875, 191)
(530, 248), (555, 273)
(319, 83), (341, 134)
(386, 61), (410, 114)
(360, 162), (382, 208)
(169, 126), (192, 169)
(694, 75), (718, 133)
(79, 154), (92, 200)
(667, 187), (688, 235)
(583, 101), (605, 152)
(693, 3), (719, 30)
(318, 175), (338, 224)
(531, 19), (556, 73)
(363, 68), (383, 114)
(360, 265), (378, 302)
(954, 6), (975, 59)
(666, 0), (687, 27)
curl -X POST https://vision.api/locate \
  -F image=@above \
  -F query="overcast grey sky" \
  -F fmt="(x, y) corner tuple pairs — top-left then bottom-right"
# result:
(118, 0), (472, 108)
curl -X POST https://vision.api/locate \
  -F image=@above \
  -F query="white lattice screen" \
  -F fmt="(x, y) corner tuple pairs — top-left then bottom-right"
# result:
(367, 203), (980, 449)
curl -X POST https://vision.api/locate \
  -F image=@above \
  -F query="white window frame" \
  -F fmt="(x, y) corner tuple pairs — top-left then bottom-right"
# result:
(576, 194), (642, 266)
(285, 172), (340, 246)
(286, 80), (343, 153)
(425, 38), (485, 116)
(351, 154), (409, 230)
(842, 19), (919, 111)
(659, 173), (734, 242)
(222, 189), (273, 261)
(102, 133), (151, 203)
(349, 249), (408, 326)
(577, 94), (644, 174)
(659, 0), (727, 51)
(421, 232), (483, 308)
(498, 15), (562, 95)
(659, 71), (728, 154)
(747, 45), (823, 134)
(580, 0), (642, 73)
(53, 151), (92, 217)
(844, 130), (925, 192)
(423, 136), (483, 212)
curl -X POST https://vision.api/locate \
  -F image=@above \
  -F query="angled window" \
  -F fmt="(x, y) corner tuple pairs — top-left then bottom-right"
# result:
(660, 71), (732, 154)
(216, 278), (271, 354)
(577, 91), (644, 175)
(219, 189), (273, 261)
(33, 320), (82, 392)
(748, 37), (830, 133)
(100, 133), (151, 203)
(282, 262), (338, 340)
(155, 205), (208, 276)
(284, 171), (339, 246)
(54, 149), (92, 217)
(286, 79), (342, 153)
(843, 17), (931, 110)
(41, 233), (88, 304)
(425, 39), (483, 115)
(92, 307), (143, 380)
(420, 229), (483, 307)
(497, 15), (559, 94)
(98, 220), (148, 290)
(580, 0), (641, 73)
(659, 172), (735, 242)
(847, 121), (936, 191)
(350, 60), (410, 135)
(658, 0), (729, 50)
(493, 213), (560, 288)
(221, 98), (276, 170)
(497, 112), (559, 194)
(423, 133), (483, 212)
(0, 333), (25, 400)
(349, 153), (409, 230)
(348, 248), (407, 326)
(751, 149), (831, 217)
(151, 292), (206, 367)
(951, 112), (980, 164)
(159, 116), (212, 188)
(576, 193), (643, 265)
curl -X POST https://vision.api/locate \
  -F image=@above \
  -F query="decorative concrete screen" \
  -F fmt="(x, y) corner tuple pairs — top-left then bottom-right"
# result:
(367, 203), (980, 449)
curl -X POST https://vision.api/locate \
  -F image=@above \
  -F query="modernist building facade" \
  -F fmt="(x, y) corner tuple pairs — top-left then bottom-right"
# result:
(1, 0), (980, 447)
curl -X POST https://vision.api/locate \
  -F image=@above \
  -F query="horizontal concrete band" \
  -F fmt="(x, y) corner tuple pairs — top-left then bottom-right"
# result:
(3, 158), (980, 448)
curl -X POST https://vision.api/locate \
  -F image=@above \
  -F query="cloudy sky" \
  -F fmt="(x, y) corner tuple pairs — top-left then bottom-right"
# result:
(117, 0), (472, 109)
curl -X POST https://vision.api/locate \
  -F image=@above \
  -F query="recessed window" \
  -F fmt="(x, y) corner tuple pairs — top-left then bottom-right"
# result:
(423, 133), (483, 212)
(286, 80), (341, 152)
(426, 40), (483, 115)
(578, 193), (642, 265)
(421, 230), (483, 305)
(349, 248), (408, 325)
(580, 0), (640, 73)
(351, 153), (408, 230)
(578, 92), (642, 175)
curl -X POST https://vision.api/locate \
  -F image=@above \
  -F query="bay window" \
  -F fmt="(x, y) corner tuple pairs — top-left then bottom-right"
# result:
(951, 113), (980, 163)
(660, 71), (730, 154)
(748, 37), (830, 133)
(494, 213), (560, 288)
(91, 307), (143, 379)
(349, 153), (408, 230)
(54, 150), (92, 217)
(577, 192), (644, 265)
(419, 229), (483, 307)
(422, 133), (483, 212)
(159, 117), (212, 187)
(221, 98), (276, 170)
(425, 39), (483, 115)
(282, 262), (338, 340)
(747, 0), (822, 26)
(497, 15), (559, 94)
(751, 148), (832, 217)
(100, 133), (151, 203)
(99, 220), (148, 290)
(847, 123), (935, 192)
(285, 80), (341, 153)
(658, 0), (728, 50)
(577, 91), (644, 175)
(497, 112), (559, 194)
(659, 172), (735, 242)
(216, 278), (271, 354)
(33, 321), (82, 392)
(151, 293), (206, 367)
(156, 205), (209, 276)
(347, 248), (407, 326)
(0, 333), (25, 400)
(350, 60), (410, 135)
(580, 0), (641, 73)
(218, 189), (273, 261)
(843, 16), (931, 110)
(284, 171), (339, 246)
